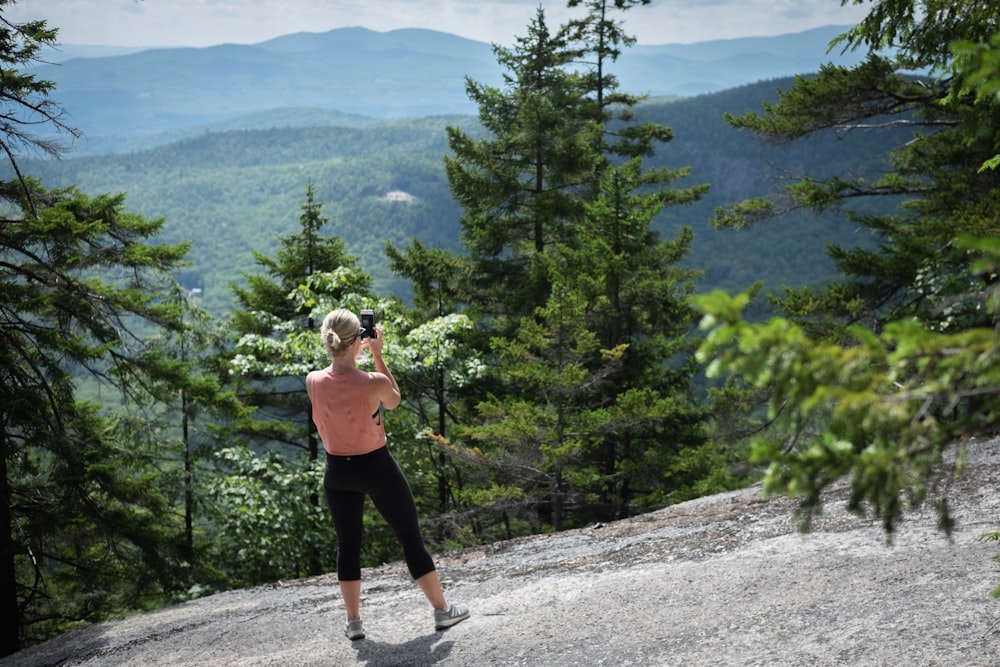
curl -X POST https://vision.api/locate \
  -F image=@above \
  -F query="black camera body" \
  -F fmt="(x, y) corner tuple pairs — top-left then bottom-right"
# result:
(360, 309), (376, 339)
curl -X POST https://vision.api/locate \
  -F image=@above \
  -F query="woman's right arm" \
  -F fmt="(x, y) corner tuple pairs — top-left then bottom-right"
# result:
(365, 327), (401, 410)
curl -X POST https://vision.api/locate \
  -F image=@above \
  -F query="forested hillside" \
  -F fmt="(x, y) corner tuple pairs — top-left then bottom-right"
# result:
(9, 116), (474, 312)
(8, 79), (897, 314)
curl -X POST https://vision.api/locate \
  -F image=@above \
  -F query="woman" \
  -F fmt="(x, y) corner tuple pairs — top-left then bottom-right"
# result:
(306, 309), (469, 640)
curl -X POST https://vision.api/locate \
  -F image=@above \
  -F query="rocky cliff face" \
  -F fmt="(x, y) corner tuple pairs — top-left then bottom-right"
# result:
(3, 437), (999, 667)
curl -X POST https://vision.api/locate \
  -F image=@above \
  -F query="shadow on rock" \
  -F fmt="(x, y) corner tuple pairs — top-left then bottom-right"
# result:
(350, 633), (455, 666)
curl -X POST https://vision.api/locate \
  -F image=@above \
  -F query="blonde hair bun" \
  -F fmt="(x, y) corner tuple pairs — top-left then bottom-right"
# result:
(320, 309), (362, 358)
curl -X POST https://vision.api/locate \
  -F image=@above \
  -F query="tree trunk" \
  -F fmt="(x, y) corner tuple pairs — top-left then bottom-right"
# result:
(0, 431), (21, 657)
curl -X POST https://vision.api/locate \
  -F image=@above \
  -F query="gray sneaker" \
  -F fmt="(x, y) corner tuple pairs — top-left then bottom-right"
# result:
(344, 617), (365, 641)
(434, 604), (470, 630)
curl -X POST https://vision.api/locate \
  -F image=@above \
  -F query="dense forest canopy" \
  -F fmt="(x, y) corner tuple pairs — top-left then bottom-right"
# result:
(3, 83), (900, 315)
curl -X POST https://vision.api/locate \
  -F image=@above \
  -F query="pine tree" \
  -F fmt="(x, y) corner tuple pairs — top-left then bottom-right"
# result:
(445, 7), (600, 320)
(435, 2), (730, 534)
(0, 180), (194, 654)
(462, 279), (623, 531)
(714, 0), (1000, 337)
(561, 0), (726, 515)
(0, 6), (250, 653)
(566, 160), (717, 514)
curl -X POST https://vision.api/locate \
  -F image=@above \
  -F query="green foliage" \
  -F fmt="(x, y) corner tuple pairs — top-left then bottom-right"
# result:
(723, 58), (907, 142)
(205, 447), (332, 585)
(704, 5), (1000, 527)
(954, 30), (1000, 101)
(460, 282), (616, 530)
(395, 313), (486, 393)
(953, 29), (1000, 172)
(695, 236), (1000, 534)
(697, 14), (1000, 588)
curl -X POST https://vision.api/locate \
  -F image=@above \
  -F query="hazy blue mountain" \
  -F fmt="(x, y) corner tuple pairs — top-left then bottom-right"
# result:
(630, 25), (854, 61)
(33, 25), (863, 151)
(619, 26), (864, 95)
(67, 107), (386, 156)
(35, 28), (499, 142)
(39, 44), (151, 61)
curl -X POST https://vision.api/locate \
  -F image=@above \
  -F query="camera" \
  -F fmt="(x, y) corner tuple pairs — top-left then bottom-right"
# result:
(360, 309), (376, 339)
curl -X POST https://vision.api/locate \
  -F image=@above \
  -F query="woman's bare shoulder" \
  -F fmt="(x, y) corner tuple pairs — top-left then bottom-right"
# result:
(367, 372), (400, 408)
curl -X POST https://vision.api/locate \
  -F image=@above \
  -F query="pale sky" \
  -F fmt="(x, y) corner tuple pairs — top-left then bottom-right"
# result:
(7, 0), (871, 48)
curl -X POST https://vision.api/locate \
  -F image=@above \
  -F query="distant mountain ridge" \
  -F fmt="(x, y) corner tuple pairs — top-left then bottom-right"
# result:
(34, 25), (864, 148)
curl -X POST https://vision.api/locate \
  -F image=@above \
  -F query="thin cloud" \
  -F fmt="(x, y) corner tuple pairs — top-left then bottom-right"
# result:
(6, 0), (870, 48)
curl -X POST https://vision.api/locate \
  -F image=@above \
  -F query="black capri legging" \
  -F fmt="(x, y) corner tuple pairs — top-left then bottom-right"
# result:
(323, 446), (436, 582)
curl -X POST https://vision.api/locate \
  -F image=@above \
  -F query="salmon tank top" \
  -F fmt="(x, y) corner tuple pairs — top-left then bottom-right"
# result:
(310, 367), (387, 456)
